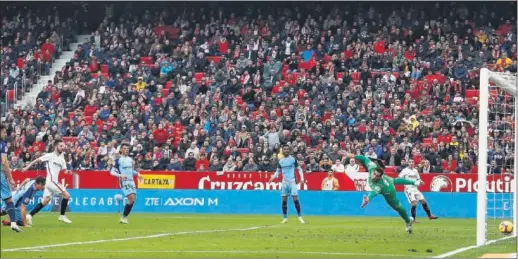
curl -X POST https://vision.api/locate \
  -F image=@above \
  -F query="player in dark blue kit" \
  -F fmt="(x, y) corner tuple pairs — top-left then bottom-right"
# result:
(269, 145), (306, 224)
(0, 124), (22, 232)
(1, 176), (46, 227)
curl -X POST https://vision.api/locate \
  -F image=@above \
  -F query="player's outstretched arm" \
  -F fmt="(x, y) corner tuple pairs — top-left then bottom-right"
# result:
(393, 178), (422, 186)
(21, 157), (43, 172)
(348, 154), (370, 168)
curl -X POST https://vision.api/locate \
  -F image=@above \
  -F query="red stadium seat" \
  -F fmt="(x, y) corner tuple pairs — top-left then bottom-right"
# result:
(207, 56), (222, 64)
(62, 136), (77, 144)
(141, 56), (153, 64)
(195, 72), (204, 83)
(16, 58), (24, 69)
(465, 89), (479, 99)
(6, 90), (15, 102)
(423, 138), (432, 147)
(351, 72), (360, 81)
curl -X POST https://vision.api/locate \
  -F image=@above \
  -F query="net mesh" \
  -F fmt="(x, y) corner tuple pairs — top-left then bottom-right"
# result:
(485, 73), (516, 243)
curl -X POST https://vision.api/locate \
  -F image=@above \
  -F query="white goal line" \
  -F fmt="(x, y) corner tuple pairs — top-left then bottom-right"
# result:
(1, 225), (274, 252)
(433, 235), (517, 258)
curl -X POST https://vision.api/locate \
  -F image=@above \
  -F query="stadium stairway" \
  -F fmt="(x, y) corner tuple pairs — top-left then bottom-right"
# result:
(16, 34), (91, 109)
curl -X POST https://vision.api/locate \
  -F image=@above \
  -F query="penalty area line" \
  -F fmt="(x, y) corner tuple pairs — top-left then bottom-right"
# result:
(1, 225), (272, 252)
(433, 235), (516, 258)
(11, 249), (415, 257)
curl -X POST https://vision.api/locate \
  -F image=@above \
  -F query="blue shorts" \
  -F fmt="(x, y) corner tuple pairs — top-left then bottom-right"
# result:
(281, 182), (299, 197)
(120, 181), (136, 197)
(0, 173), (12, 201)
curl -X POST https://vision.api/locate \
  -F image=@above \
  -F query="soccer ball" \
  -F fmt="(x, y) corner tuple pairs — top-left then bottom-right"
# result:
(498, 221), (514, 234)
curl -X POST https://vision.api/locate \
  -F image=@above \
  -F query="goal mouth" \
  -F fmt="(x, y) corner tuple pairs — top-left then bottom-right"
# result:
(477, 68), (517, 247)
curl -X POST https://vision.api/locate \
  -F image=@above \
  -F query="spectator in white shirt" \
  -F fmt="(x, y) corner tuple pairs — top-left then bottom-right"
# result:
(331, 159), (345, 173)
(185, 142), (200, 159)
(345, 158), (360, 174)
(365, 147), (378, 159)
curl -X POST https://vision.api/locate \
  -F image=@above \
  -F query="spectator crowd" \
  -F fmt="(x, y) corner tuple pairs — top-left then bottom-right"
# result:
(1, 2), (516, 176)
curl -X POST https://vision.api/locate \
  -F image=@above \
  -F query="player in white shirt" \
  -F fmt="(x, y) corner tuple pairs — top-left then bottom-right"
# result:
(21, 140), (73, 224)
(398, 159), (438, 223)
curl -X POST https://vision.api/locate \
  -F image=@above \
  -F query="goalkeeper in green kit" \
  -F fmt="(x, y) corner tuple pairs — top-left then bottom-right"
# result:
(348, 154), (423, 234)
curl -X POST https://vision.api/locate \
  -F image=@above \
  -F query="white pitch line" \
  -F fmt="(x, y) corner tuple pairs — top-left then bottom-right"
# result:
(1, 225), (271, 252)
(433, 235), (517, 258)
(12, 249), (415, 257)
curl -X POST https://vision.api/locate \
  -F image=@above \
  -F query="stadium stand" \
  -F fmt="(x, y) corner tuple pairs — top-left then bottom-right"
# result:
(1, 2), (516, 174)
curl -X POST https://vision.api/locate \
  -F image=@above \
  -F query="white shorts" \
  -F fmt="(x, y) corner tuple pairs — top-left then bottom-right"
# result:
(405, 189), (424, 203)
(42, 181), (67, 198)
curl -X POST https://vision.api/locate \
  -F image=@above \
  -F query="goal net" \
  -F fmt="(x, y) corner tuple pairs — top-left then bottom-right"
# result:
(477, 68), (517, 246)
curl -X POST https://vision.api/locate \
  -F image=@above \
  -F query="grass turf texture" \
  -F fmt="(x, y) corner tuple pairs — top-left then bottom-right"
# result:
(1, 213), (516, 258)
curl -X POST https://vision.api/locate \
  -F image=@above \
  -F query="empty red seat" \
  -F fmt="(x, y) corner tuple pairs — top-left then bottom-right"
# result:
(62, 136), (77, 143)
(6, 90), (15, 102)
(207, 56), (222, 64)
(465, 89), (479, 99)
(351, 72), (360, 81)
(195, 72), (204, 82)
(16, 58), (24, 69)
(141, 56), (153, 64)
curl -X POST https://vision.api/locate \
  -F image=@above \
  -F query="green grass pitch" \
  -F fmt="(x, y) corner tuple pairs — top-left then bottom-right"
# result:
(1, 213), (516, 258)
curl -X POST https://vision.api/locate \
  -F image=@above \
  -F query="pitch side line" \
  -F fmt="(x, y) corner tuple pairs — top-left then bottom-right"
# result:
(433, 235), (517, 258)
(1, 225), (272, 252)
(9, 249), (415, 257)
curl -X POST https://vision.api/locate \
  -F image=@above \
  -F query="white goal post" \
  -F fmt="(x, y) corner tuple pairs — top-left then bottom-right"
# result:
(477, 68), (517, 246)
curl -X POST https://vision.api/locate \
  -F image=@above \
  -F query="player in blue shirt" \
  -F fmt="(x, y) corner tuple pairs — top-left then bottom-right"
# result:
(269, 145), (306, 224)
(110, 143), (143, 224)
(1, 176), (46, 227)
(0, 124), (22, 232)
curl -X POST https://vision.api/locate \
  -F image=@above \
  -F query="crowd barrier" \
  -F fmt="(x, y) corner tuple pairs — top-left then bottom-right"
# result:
(12, 170), (515, 193)
(22, 189), (514, 219)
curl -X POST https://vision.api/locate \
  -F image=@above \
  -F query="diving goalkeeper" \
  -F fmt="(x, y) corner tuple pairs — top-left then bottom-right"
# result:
(348, 154), (422, 234)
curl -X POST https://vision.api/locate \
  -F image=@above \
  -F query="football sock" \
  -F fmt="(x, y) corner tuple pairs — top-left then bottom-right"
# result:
(123, 203), (134, 217)
(281, 200), (288, 219)
(30, 203), (44, 216)
(422, 203), (432, 217)
(411, 205), (417, 219)
(5, 202), (16, 223)
(293, 200), (301, 217)
(60, 198), (69, 216)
